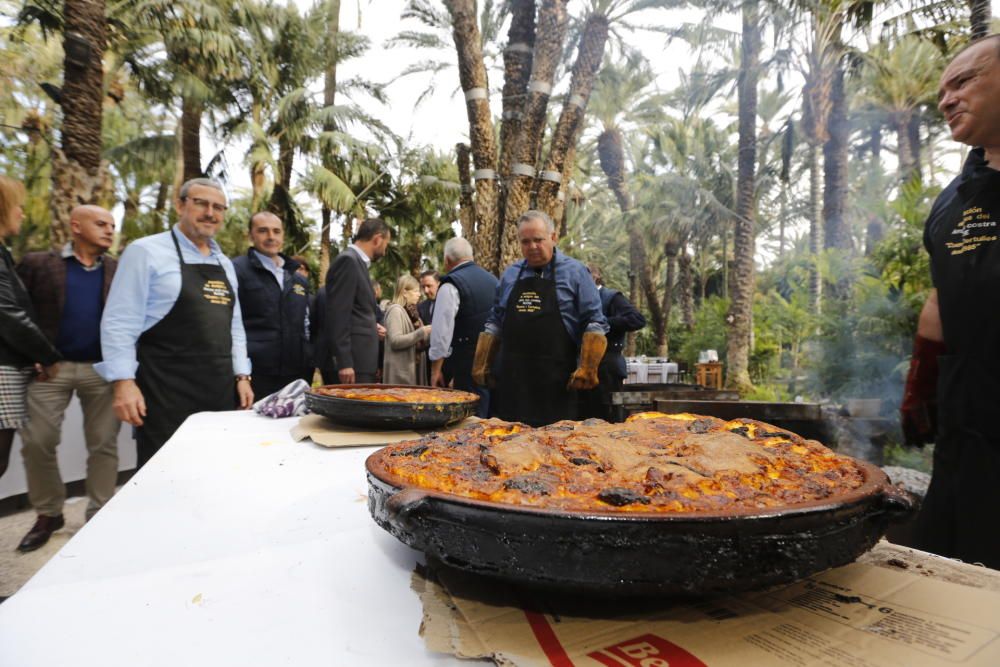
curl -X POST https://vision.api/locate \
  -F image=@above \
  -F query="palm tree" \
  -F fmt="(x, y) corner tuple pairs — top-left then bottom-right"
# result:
(377, 147), (461, 276)
(496, 0), (570, 268)
(724, 0), (761, 393)
(856, 36), (943, 185)
(319, 0), (342, 282)
(969, 0), (992, 39)
(0, 18), (64, 253)
(441, 0), (502, 271)
(588, 55), (660, 339)
(47, 0), (109, 246)
(455, 142), (475, 238)
(112, 0), (247, 182)
(799, 5), (841, 317)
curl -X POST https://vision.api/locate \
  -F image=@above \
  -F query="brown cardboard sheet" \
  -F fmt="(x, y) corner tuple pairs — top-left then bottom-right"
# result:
(291, 413), (475, 448)
(417, 542), (1000, 666)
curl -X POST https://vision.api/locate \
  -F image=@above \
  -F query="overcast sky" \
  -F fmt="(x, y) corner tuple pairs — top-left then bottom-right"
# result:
(293, 0), (725, 156)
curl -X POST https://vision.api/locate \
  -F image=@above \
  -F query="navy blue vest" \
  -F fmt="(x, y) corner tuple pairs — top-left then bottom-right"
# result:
(233, 250), (310, 375)
(440, 261), (498, 350)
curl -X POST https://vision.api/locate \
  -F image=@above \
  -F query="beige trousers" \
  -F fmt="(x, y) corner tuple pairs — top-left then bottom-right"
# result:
(19, 362), (121, 519)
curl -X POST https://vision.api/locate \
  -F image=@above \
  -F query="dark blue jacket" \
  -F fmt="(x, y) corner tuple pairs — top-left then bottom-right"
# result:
(232, 250), (311, 376)
(440, 261), (498, 353)
(599, 287), (646, 378)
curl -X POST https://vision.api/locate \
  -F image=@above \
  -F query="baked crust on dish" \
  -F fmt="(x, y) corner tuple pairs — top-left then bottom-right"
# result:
(313, 386), (479, 404)
(367, 412), (867, 513)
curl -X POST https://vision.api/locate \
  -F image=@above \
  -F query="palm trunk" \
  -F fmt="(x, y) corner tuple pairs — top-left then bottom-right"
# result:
(636, 236), (663, 348)
(154, 180), (169, 231)
(498, 0), (535, 181)
(725, 0), (759, 393)
(342, 216), (354, 250)
(50, 0), (108, 247)
(445, 0), (501, 273)
(865, 219), (884, 255)
(597, 127), (660, 354)
(895, 112), (916, 183)
(778, 185), (788, 258)
(181, 96), (203, 181)
(456, 143), (475, 239)
(121, 189), (140, 243)
(808, 143), (823, 314)
(320, 0), (341, 284)
(319, 209), (332, 286)
(679, 248), (694, 331)
(535, 13), (608, 219)
(907, 113), (922, 183)
(268, 133), (295, 229)
(659, 242), (678, 358)
(721, 226), (728, 300)
(970, 0), (991, 39)
(249, 102), (266, 211)
(822, 63), (849, 252)
(598, 129), (630, 212)
(552, 143), (576, 231)
(498, 0), (568, 269)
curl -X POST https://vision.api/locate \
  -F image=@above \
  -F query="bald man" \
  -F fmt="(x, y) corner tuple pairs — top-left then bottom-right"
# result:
(15, 205), (121, 552)
(905, 34), (1000, 568)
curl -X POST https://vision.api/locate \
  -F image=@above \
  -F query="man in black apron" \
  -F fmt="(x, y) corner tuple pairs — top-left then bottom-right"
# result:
(471, 210), (608, 426)
(903, 35), (1000, 568)
(97, 179), (253, 467)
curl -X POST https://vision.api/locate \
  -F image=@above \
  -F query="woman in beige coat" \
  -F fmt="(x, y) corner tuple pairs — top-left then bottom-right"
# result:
(383, 274), (431, 385)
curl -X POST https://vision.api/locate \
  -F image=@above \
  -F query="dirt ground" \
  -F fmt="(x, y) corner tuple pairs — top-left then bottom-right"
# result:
(0, 496), (88, 600)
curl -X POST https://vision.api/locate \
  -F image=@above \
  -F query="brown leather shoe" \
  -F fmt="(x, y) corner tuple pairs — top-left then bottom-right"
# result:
(17, 514), (65, 553)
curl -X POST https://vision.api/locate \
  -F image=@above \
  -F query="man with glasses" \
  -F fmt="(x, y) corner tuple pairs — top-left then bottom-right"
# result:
(96, 178), (253, 467)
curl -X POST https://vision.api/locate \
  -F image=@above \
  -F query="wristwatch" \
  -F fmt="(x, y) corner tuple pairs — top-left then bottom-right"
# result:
(235, 374), (252, 384)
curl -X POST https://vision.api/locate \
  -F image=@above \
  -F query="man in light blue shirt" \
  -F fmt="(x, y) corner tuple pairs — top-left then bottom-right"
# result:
(472, 210), (608, 426)
(96, 178), (253, 466)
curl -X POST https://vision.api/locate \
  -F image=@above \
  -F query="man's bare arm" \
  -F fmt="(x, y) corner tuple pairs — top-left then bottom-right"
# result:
(917, 289), (944, 342)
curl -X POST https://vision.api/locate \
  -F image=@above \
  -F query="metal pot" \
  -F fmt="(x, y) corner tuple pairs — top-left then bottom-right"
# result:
(366, 457), (915, 596)
(306, 384), (479, 430)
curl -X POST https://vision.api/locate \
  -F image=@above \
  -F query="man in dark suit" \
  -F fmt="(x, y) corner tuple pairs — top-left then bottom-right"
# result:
(232, 212), (312, 398)
(417, 270), (439, 326)
(322, 218), (392, 384)
(16, 205), (120, 551)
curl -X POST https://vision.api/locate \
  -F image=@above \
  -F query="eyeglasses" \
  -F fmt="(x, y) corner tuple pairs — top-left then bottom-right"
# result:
(183, 197), (228, 214)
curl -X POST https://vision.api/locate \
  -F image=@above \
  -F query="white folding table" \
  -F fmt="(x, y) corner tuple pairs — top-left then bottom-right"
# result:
(0, 410), (463, 665)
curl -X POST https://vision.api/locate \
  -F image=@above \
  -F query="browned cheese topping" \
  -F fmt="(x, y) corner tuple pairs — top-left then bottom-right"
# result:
(368, 412), (867, 513)
(314, 386), (479, 404)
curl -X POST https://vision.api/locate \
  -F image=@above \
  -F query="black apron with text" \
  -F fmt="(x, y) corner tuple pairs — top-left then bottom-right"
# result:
(497, 256), (577, 426)
(135, 231), (235, 466)
(913, 151), (1000, 568)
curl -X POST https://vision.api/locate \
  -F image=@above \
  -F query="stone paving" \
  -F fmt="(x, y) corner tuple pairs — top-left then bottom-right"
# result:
(0, 496), (89, 600)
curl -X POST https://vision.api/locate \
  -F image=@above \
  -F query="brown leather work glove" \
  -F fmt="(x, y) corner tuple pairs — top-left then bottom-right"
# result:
(567, 332), (608, 391)
(900, 334), (946, 447)
(471, 332), (500, 388)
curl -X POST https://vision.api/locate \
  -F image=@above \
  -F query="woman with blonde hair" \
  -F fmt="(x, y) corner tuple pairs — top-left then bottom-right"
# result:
(382, 274), (431, 385)
(0, 176), (61, 478)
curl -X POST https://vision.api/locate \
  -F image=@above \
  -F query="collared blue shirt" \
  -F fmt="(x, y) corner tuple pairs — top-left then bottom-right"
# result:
(252, 248), (284, 289)
(95, 225), (251, 381)
(484, 250), (608, 343)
